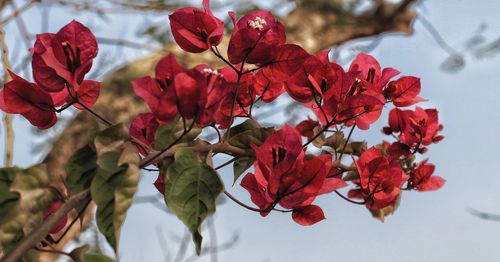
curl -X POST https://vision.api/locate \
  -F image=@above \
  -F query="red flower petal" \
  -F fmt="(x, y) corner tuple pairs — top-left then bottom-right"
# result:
(291, 205), (325, 226)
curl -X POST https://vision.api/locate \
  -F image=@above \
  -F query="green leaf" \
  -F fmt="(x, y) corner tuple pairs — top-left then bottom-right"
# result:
(91, 143), (140, 252)
(69, 244), (116, 262)
(233, 156), (255, 185)
(0, 165), (57, 253)
(84, 254), (115, 262)
(228, 119), (273, 149)
(154, 118), (201, 150)
(164, 148), (224, 255)
(67, 145), (97, 198)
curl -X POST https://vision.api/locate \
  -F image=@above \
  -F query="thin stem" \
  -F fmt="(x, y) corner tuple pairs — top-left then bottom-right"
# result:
(215, 157), (239, 170)
(53, 198), (92, 244)
(211, 46), (238, 73)
(334, 190), (365, 205)
(140, 120), (195, 168)
(76, 101), (114, 126)
(34, 246), (72, 259)
(223, 190), (264, 213)
(0, 0), (39, 25)
(338, 124), (356, 161)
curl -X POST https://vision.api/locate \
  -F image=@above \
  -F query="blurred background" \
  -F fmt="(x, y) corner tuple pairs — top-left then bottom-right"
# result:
(1, 0), (500, 261)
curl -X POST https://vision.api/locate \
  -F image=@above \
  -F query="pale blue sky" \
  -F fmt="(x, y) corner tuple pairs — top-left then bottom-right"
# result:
(2, 1), (500, 261)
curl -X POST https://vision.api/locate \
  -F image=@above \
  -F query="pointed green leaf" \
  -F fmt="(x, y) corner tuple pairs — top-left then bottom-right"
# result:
(84, 254), (115, 262)
(91, 143), (140, 252)
(0, 165), (57, 253)
(164, 148), (224, 255)
(67, 145), (97, 196)
(154, 118), (201, 150)
(233, 156), (255, 185)
(69, 244), (115, 262)
(228, 119), (273, 149)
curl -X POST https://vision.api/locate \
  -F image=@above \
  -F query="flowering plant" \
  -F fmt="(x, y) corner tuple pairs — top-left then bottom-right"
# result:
(0, 0), (444, 259)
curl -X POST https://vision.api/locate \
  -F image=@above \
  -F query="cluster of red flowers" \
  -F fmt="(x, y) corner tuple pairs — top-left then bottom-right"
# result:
(0, 20), (100, 129)
(0, 0), (446, 228)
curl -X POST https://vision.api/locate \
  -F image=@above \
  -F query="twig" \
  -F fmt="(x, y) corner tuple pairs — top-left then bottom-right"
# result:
(1, 189), (91, 262)
(0, 26), (14, 167)
(0, 0), (39, 25)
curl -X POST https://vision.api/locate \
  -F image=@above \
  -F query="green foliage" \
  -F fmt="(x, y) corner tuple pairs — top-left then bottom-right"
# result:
(154, 118), (201, 150)
(228, 119), (273, 149)
(0, 165), (57, 254)
(70, 244), (116, 262)
(164, 148), (224, 255)
(233, 156), (255, 185)
(91, 124), (140, 252)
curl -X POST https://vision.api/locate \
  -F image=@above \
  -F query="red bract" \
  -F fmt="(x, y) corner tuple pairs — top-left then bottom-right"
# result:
(385, 76), (425, 107)
(0, 71), (57, 129)
(350, 147), (408, 210)
(132, 54), (208, 124)
(169, 0), (224, 53)
(130, 113), (159, 155)
(285, 54), (341, 103)
(400, 107), (444, 147)
(291, 205), (326, 226)
(349, 52), (399, 93)
(241, 125), (346, 225)
(408, 160), (445, 191)
(43, 201), (68, 234)
(295, 118), (320, 140)
(228, 10), (286, 64)
(31, 20), (98, 93)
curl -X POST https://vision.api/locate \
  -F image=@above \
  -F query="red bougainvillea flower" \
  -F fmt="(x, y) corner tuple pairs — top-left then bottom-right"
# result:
(407, 160), (445, 191)
(285, 54), (342, 103)
(31, 20), (98, 94)
(241, 125), (346, 225)
(386, 107), (444, 151)
(43, 201), (68, 234)
(169, 0), (224, 53)
(384, 76), (426, 107)
(0, 71), (57, 129)
(132, 54), (207, 124)
(130, 113), (159, 155)
(348, 52), (399, 93)
(349, 147), (408, 210)
(228, 10), (286, 64)
(295, 117), (320, 140)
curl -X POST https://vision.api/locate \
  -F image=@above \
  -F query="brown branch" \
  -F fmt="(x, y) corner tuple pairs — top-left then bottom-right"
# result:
(0, 0), (39, 25)
(0, 25), (13, 167)
(1, 189), (91, 262)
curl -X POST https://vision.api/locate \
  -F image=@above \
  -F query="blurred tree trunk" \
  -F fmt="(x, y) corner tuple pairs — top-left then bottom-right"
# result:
(39, 0), (416, 260)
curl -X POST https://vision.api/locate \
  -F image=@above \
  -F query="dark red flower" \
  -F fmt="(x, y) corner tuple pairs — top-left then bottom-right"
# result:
(0, 71), (57, 129)
(132, 54), (208, 124)
(291, 205), (326, 226)
(43, 201), (68, 234)
(385, 76), (425, 107)
(31, 20), (98, 93)
(350, 147), (408, 210)
(349, 53), (399, 93)
(241, 125), (345, 225)
(130, 113), (159, 155)
(227, 10), (286, 64)
(407, 160), (445, 191)
(154, 172), (165, 194)
(295, 118), (320, 140)
(169, 0), (224, 53)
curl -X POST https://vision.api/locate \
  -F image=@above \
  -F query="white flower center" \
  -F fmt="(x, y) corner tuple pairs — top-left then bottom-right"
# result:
(247, 16), (267, 30)
(203, 68), (222, 77)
